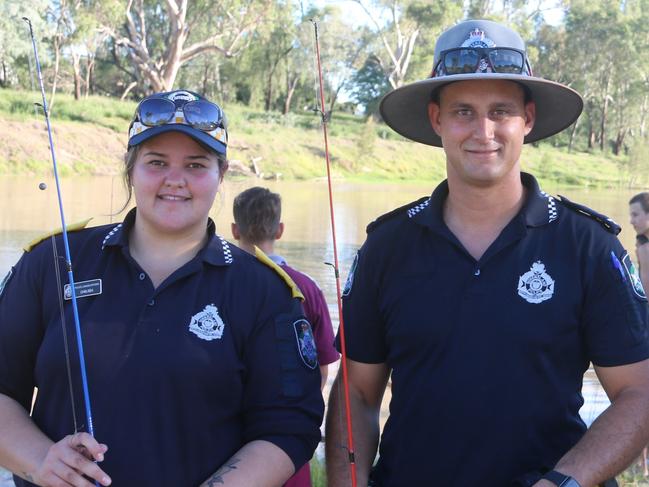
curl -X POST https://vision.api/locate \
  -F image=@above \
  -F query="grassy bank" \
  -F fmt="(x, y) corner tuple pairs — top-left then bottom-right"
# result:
(0, 88), (635, 187)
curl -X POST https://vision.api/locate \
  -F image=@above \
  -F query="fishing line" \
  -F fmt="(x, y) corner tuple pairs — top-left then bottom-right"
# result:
(51, 236), (79, 433)
(310, 18), (358, 487)
(23, 18), (98, 470)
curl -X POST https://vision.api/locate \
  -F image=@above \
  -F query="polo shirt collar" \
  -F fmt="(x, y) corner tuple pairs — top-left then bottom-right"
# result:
(519, 172), (559, 227)
(101, 208), (234, 266)
(268, 254), (287, 266)
(410, 172), (557, 231)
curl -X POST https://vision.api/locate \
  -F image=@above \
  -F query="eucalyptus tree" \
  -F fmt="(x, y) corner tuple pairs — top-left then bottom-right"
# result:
(105, 0), (271, 94)
(0, 0), (49, 89)
(562, 0), (641, 152)
(352, 0), (462, 90)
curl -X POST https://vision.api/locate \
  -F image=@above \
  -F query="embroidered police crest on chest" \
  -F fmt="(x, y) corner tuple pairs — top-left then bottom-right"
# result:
(189, 304), (226, 341)
(293, 319), (318, 369)
(517, 261), (555, 304)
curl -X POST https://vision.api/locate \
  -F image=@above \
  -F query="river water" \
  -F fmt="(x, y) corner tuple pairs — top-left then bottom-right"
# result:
(0, 175), (644, 484)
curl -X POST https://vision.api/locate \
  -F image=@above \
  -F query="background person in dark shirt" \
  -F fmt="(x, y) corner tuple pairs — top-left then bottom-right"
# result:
(630, 192), (649, 297)
(232, 186), (340, 487)
(629, 191), (649, 476)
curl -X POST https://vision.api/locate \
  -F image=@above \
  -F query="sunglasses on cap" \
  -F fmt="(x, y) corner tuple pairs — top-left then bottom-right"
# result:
(432, 47), (532, 77)
(134, 96), (227, 132)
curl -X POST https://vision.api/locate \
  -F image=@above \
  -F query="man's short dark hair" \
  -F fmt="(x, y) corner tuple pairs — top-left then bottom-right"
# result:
(630, 192), (649, 213)
(233, 187), (282, 243)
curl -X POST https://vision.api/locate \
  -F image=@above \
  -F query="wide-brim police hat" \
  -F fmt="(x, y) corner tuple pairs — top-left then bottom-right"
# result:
(379, 19), (584, 147)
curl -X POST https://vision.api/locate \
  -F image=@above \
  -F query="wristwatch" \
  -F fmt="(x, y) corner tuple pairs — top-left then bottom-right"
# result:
(542, 470), (582, 487)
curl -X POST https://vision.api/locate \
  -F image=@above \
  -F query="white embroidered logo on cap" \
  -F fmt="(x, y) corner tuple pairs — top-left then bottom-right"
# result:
(517, 261), (555, 304)
(167, 90), (195, 102)
(189, 304), (225, 341)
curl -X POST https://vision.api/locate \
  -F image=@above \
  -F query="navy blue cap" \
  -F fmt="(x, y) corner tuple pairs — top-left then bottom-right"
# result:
(128, 90), (228, 156)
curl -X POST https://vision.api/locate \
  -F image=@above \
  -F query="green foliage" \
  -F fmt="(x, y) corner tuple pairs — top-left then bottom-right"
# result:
(350, 57), (391, 116)
(624, 138), (649, 188)
(356, 117), (378, 163)
(310, 455), (326, 487)
(0, 83), (636, 189)
(0, 89), (134, 130)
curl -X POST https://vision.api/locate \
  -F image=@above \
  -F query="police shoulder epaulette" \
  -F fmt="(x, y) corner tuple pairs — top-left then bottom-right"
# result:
(557, 195), (620, 235)
(254, 247), (304, 301)
(23, 218), (93, 252)
(366, 196), (430, 233)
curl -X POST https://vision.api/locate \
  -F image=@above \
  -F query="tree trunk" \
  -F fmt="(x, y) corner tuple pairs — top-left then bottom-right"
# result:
(641, 92), (648, 138)
(613, 129), (626, 156)
(600, 73), (612, 152)
(568, 119), (579, 153)
(121, 81), (138, 101)
(72, 53), (82, 101)
(265, 70), (274, 111)
(214, 63), (222, 98)
(0, 59), (6, 88)
(85, 55), (95, 98)
(283, 75), (298, 115)
(49, 34), (62, 110)
(202, 63), (210, 95)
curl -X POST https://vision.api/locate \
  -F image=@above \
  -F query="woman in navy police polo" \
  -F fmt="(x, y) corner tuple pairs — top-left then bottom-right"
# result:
(0, 90), (323, 487)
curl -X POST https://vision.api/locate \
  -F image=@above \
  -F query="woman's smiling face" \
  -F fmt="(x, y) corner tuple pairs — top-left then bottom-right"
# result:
(131, 131), (223, 236)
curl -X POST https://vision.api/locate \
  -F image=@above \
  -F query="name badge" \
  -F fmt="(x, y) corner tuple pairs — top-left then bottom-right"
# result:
(64, 279), (102, 300)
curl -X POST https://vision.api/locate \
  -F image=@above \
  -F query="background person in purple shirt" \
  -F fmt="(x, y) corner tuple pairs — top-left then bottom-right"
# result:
(232, 186), (339, 487)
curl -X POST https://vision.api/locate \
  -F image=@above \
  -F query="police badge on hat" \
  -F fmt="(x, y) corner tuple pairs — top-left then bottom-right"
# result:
(463, 28), (496, 73)
(293, 319), (318, 369)
(517, 261), (555, 304)
(189, 304), (226, 341)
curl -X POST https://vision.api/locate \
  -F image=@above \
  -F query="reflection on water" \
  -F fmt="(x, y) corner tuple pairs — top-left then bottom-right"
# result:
(0, 174), (644, 481)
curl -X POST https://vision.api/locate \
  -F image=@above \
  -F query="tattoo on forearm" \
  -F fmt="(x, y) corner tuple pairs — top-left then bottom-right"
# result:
(205, 457), (241, 486)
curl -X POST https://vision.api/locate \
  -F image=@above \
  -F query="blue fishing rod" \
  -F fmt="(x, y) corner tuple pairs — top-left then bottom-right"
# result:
(23, 16), (98, 455)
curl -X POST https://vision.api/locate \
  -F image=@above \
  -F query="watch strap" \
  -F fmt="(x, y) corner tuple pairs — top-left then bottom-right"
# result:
(542, 470), (582, 487)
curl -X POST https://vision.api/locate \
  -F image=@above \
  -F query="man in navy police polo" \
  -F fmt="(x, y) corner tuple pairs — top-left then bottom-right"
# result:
(326, 19), (649, 487)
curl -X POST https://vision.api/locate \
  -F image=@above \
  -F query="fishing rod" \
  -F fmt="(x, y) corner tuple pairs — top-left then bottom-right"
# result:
(23, 16), (98, 458)
(310, 19), (358, 487)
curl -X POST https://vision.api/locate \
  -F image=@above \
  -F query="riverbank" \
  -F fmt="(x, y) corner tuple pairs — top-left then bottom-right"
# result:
(0, 88), (639, 188)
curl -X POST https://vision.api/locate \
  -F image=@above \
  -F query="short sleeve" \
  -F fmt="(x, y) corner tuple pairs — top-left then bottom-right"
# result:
(0, 249), (47, 409)
(241, 298), (324, 471)
(305, 286), (339, 366)
(583, 238), (649, 367)
(339, 244), (388, 363)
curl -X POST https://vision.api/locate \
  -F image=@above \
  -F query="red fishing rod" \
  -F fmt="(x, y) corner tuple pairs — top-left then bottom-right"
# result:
(310, 19), (357, 487)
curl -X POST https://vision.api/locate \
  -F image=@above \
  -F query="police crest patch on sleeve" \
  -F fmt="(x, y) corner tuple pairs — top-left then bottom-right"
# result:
(621, 252), (647, 300)
(293, 319), (318, 369)
(0, 268), (13, 298)
(342, 252), (358, 297)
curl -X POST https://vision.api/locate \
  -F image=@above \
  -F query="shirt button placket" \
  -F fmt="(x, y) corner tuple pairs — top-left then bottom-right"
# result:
(474, 268), (481, 276)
